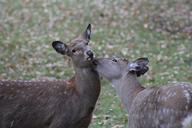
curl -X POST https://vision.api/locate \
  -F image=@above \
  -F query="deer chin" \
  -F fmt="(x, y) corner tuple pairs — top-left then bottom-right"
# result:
(87, 56), (93, 61)
(92, 59), (98, 66)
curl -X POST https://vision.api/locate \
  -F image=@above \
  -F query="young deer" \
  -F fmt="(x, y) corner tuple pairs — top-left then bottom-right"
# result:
(95, 57), (192, 128)
(0, 24), (101, 128)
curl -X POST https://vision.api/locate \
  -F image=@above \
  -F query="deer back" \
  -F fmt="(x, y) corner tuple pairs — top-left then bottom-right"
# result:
(129, 82), (192, 128)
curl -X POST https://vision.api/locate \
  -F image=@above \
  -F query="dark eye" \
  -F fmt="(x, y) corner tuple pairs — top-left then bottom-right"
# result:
(72, 49), (76, 53)
(112, 58), (117, 62)
(85, 42), (89, 45)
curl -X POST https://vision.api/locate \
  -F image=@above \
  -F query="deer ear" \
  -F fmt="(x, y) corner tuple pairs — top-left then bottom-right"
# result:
(134, 58), (149, 66)
(83, 24), (91, 41)
(128, 58), (149, 77)
(52, 41), (69, 55)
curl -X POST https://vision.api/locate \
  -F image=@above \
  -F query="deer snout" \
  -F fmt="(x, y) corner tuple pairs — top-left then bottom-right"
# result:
(86, 50), (94, 60)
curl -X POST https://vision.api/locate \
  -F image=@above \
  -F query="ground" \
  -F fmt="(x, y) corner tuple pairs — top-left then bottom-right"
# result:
(0, 0), (192, 127)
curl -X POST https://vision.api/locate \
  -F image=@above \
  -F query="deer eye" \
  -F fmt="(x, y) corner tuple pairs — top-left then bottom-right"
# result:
(72, 49), (76, 53)
(112, 58), (118, 62)
(85, 42), (88, 45)
(72, 49), (83, 55)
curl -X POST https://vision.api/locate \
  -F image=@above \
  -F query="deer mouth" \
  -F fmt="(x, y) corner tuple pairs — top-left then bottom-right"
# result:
(87, 56), (93, 61)
(86, 50), (94, 61)
(92, 59), (98, 65)
(86, 54), (94, 61)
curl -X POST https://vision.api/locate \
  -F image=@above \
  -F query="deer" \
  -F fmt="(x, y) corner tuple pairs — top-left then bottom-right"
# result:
(0, 24), (101, 128)
(94, 57), (192, 128)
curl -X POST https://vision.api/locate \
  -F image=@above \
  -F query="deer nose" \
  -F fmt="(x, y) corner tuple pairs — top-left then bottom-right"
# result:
(86, 50), (94, 59)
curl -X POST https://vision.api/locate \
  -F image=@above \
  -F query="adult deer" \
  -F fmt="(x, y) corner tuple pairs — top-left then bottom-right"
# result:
(0, 24), (101, 128)
(95, 57), (192, 128)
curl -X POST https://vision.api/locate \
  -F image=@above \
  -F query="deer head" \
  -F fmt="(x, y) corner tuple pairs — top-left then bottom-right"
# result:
(95, 57), (149, 82)
(52, 24), (94, 68)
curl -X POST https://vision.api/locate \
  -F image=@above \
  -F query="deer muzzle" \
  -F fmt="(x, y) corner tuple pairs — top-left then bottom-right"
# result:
(86, 50), (94, 60)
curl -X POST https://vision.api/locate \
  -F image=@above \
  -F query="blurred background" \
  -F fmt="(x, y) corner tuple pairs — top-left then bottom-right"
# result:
(0, 0), (192, 127)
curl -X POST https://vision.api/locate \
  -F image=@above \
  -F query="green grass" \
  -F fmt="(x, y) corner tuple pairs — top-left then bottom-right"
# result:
(0, 0), (192, 127)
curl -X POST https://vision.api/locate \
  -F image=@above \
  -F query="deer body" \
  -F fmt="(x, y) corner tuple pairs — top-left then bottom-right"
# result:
(0, 24), (101, 128)
(95, 57), (192, 128)
(129, 82), (192, 128)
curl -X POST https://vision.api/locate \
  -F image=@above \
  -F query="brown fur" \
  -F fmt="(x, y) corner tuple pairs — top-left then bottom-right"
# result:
(0, 24), (101, 128)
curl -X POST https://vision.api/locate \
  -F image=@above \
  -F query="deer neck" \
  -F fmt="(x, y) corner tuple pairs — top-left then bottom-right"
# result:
(74, 66), (101, 103)
(112, 74), (145, 112)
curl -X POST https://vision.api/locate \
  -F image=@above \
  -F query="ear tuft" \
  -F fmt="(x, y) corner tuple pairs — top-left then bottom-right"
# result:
(136, 66), (149, 77)
(128, 57), (149, 77)
(52, 41), (68, 55)
(83, 24), (91, 40)
(134, 57), (149, 66)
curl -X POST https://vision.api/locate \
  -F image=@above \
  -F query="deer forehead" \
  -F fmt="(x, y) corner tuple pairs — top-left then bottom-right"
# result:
(70, 39), (86, 46)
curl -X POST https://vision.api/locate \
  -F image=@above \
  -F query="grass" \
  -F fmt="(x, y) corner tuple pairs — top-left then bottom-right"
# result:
(0, 0), (192, 127)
